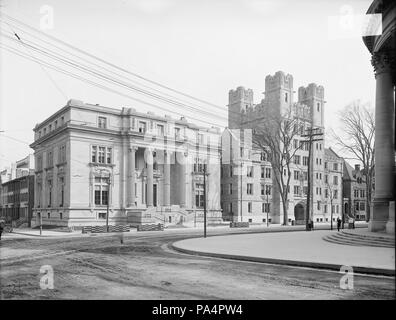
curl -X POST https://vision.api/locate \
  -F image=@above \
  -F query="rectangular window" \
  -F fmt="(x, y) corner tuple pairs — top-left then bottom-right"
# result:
(195, 183), (204, 208)
(294, 155), (300, 165)
(229, 183), (232, 195)
(247, 183), (253, 195)
(265, 168), (271, 178)
(95, 177), (109, 205)
(247, 166), (253, 177)
(98, 116), (107, 129)
(47, 149), (53, 168)
(229, 165), (233, 177)
(261, 167), (265, 178)
(98, 147), (105, 163)
(303, 156), (309, 166)
(138, 121), (147, 133)
(59, 145), (66, 163)
(333, 176), (338, 185)
(174, 127), (181, 139)
(317, 201), (321, 210)
(333, 163), (338, 171)
(294, 186), (300, 196)
(261, 184), (265, 195)
(157, 124), (164, 136)
(91, 146), (97, 163)
(334, 190), (338, 199)
(324, 205), (327, 213)
(248, 202), (252, 213)
(99, 212), (107, 219)
(106, 148), (112, 164)
(294, 170), (300, 180)
(265, 185), (271, 195)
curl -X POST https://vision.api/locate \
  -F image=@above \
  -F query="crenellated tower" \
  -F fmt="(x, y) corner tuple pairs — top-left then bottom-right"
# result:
(298, 83), (325, 128)
(263, 71), (294, 115)
(228, 86), (254, 129)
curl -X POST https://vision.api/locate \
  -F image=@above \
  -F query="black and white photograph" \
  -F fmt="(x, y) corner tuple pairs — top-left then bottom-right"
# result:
(0, 0), (394, 308)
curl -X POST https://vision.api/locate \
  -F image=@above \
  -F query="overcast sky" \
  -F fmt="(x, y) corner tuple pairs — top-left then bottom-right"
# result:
(0, 0), (374, 168)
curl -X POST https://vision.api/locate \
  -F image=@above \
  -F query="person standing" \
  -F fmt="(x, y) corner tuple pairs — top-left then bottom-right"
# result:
(337, 217), (341, 232)
(0, 223), (3, 240)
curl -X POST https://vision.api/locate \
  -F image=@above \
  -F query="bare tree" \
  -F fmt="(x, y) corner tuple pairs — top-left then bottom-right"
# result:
(330, 101), (375, 222)
(252, 107), (303, 225)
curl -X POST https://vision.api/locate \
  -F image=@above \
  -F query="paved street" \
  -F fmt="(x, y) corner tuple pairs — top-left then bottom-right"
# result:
(0, 228), (394, 300)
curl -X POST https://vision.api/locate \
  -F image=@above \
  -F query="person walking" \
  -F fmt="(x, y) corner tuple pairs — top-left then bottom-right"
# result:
(337, 217), (341, 232)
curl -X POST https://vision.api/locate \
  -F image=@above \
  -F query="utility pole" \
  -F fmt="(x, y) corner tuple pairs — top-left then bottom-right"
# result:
(266, 188), (269, 227)
(301, 127), (323, 231)
(240, 161), (243, 223)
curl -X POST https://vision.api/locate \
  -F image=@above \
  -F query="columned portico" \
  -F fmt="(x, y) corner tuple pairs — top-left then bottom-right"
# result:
(363, 0), (396, 234)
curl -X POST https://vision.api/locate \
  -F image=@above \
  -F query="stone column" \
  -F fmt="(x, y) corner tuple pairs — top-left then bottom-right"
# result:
(128, 146), (137, 207)
(164, 150), (171, 207)
(369, 51), (395, 232)
(146, 148), (154, 207)
(179, 151), (187, 208)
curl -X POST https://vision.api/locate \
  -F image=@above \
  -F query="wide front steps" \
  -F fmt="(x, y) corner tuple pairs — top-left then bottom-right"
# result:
(323, 230), (395, 248)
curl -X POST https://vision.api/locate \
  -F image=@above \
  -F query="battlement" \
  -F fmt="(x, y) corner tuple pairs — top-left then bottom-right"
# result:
(228, 86), (254, 105)
(265, 71), (293, 92)
(298, 83), (324, 101)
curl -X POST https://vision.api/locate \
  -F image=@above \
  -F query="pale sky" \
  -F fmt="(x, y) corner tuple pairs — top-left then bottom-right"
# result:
(0, 0), (375, 169)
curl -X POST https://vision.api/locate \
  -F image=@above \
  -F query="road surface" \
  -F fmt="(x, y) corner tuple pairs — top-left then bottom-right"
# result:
(0, 228), (394, 299)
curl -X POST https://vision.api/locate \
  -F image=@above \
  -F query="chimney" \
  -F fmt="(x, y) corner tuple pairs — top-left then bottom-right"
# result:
(355, 164), (360, 172)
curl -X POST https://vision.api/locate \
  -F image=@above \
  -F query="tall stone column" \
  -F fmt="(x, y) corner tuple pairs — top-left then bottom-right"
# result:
(369, 51), (395, 232)
(179, 151), (188, 208)
(146, 148), (154, 207)
(164, 150), (171, 207)
(127, 146), (137, 207)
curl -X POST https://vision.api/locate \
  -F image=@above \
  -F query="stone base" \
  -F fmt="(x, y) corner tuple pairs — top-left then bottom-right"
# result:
(369, 220), (387, 232)
(386, 201), (395, 234)
(369, 199), (391, 232)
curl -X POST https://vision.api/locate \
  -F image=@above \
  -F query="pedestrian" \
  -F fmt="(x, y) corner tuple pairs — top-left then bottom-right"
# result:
(337, 217), (341, 232)
(0, 224), (3, 241)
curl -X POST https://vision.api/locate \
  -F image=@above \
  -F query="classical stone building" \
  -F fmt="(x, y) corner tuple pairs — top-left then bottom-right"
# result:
(363, 0), (395, 233)
(221, 71), (342, 225)
(342, 160), (369, 222)
(29, 99), (222, 228)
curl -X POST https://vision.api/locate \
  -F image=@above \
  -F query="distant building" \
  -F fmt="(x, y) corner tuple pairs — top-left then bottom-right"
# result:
(29, 99), (222, 228)
(342, 160), (368, 221)
(0, 155), (35, 227)
(323, 148), (343, 223)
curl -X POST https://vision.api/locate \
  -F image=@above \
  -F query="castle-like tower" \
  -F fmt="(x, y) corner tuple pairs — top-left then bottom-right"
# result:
(222, 71), (338, 225)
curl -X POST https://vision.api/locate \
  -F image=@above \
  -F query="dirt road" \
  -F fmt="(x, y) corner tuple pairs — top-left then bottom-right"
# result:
(0, 229), (394, 299)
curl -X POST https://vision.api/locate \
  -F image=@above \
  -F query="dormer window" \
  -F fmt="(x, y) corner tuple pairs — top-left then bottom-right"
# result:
(98, 116), (107, 129)
(49, 124), (52, 131)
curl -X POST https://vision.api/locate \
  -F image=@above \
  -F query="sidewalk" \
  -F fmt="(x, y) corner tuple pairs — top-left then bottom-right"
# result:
(2, 221), (368, 240)
(172, 229), (395, 276)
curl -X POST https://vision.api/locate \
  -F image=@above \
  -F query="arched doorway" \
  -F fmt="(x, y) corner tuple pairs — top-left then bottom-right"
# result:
(294, 202), (305, 225)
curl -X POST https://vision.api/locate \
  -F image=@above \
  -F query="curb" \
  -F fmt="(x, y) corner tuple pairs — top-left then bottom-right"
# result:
(171, 243), (395, 277)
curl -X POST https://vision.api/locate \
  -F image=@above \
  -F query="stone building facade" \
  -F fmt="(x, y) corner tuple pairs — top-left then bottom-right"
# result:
(29, 99), (222, 228)
(342, 160), (369, 222)
(221, 71), (342, 224)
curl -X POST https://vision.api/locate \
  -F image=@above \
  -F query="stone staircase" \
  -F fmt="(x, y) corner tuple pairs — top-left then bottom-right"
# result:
(323, 230), (395, 248)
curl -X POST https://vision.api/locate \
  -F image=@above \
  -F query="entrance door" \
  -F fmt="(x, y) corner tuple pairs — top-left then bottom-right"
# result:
(153, 184), (157, 207)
